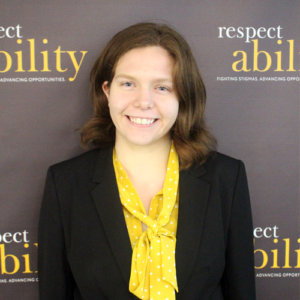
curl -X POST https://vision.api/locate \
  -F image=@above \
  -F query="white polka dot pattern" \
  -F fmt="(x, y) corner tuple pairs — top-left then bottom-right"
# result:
(113, 143), (179, 300)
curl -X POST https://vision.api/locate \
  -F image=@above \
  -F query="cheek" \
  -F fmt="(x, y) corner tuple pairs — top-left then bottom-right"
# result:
(169, 101), (179, 121)
(108, 91), (131, 111)
(107, 98), (122, 114)
(107, 98), (121, 122)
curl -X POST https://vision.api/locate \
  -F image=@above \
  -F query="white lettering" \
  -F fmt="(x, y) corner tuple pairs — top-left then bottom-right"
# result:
(0, 230), (30, 243)
(218, 25), (283, 43)
(0, 25), (23, 39)
(253, 225), (279, 238)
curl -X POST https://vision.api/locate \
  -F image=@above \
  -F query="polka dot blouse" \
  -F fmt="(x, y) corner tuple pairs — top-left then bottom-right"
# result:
(113, 143), (179, 300)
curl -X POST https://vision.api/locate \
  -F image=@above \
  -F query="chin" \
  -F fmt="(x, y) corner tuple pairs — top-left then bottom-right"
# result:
(116, 130), (171, 148)
(127, 139), (156, 147)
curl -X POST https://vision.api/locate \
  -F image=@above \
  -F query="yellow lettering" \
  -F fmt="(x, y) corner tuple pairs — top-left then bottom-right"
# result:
(54, 46), (67, 72)
(295, 239), (300, 268)
(27, 39), (38, 72)
(41, 39), (50, 72)
(22, 254), (32, 274)
(67, 50), (88, 82)
(274, 40), (283, 72)
(22, 243), (32, 274)
(286, 40), (296, 71)
(253, 39), (272, 72)
(232, 50), (250, 72)
(0, 51), (12, 72)
(15, 39), (25, 72)
(270, 239), (280, 268)
(254, 247), (268, 269)
(283, 238), (292, 268)
(0, 244), (20, 274)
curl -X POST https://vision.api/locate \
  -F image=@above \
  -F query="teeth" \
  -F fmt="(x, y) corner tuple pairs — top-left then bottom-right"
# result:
(129, 117), (155, 125)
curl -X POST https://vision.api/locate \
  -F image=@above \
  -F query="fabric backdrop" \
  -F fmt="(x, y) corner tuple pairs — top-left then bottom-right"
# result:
(0, 1), (299, 299)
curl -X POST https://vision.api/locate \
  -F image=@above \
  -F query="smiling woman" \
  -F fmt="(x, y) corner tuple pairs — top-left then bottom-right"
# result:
(38, 23), (256, 300)
(81, 23), (217, 169)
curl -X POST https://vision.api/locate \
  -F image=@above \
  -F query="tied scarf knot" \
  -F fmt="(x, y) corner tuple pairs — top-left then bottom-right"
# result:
(146, 223), (172, 240)
(130, 223), (178, 300)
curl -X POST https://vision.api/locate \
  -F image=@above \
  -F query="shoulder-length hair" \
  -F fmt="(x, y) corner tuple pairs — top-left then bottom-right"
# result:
(81, 22), (217, 169)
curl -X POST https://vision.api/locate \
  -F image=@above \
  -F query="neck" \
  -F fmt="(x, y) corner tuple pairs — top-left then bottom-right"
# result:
(114, 137), (172, 176)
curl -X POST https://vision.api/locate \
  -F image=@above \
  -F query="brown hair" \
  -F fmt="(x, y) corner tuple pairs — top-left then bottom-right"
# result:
(81, 22), (217, 169)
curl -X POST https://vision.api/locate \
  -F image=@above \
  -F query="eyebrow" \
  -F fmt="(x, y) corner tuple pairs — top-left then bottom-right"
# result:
(114, 74), (173, 84)
(114, 74), (135, 80)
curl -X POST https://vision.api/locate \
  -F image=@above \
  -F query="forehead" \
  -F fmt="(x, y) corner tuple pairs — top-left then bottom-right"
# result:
(114, 46), (174, 79)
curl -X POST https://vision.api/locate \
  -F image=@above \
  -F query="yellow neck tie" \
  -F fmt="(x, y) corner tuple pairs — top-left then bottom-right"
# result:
(113, 144), (179, 300)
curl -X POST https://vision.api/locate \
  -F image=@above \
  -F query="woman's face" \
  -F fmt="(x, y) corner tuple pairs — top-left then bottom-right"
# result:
(102, 46), (179, 149)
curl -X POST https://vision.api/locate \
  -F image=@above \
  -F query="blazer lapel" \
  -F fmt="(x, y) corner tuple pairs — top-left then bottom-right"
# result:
(89, 147), (211, 292)
(90, 147), (132, 286)
(176, 163), (210, 291)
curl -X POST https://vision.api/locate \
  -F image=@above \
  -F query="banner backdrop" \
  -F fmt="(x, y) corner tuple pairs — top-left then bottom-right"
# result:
(1, 1), (299, 299)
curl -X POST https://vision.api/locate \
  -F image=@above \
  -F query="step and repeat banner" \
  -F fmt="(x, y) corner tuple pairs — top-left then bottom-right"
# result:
(1, 1), (299, 299)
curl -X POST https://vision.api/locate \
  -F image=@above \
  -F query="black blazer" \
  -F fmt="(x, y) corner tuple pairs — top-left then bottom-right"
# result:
(38, 146), (256, 300)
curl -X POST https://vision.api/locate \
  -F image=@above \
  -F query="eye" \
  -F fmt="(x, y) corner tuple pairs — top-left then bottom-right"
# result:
(121, 81), (134, 87)
(157, 86), (170, 92)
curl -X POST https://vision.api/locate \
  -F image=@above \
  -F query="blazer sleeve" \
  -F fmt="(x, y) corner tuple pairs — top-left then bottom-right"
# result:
(38, 167), (75, 300)
(222, 160), (256, 300)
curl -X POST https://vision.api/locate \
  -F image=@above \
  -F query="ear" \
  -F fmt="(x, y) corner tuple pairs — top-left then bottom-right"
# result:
(102, 81), (110, 99)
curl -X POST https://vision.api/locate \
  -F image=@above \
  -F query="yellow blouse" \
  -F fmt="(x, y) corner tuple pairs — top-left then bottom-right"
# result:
(113, 143), (179, 300)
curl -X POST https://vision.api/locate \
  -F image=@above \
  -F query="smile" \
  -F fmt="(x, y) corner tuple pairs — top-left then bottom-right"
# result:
(128, 116), (157, 125)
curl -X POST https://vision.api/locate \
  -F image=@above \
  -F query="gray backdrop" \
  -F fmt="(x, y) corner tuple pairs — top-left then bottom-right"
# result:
(0, 1), (299, 299)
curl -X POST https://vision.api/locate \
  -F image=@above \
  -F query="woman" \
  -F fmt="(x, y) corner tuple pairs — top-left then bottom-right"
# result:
(38, 23), (256, 300)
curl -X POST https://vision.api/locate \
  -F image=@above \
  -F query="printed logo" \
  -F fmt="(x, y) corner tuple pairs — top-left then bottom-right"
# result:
(0, 230), (38, 284)
(0, 24), (88, 83)
(216, 25), (299, 82)
(254, 225), (300, 279)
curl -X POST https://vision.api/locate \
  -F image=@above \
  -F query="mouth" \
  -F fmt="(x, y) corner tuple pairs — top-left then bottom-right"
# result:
(126, 116), (158, 126)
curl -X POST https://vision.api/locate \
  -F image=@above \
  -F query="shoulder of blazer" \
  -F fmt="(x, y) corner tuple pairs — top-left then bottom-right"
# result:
(188, 151), (244, 181)
(185, 151), (248, 209)
(209, 151), (243, 175)
(47, 146), (113, 184)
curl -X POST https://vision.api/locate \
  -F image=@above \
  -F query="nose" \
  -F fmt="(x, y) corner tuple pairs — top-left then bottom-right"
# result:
(134, 87), (154, 110)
